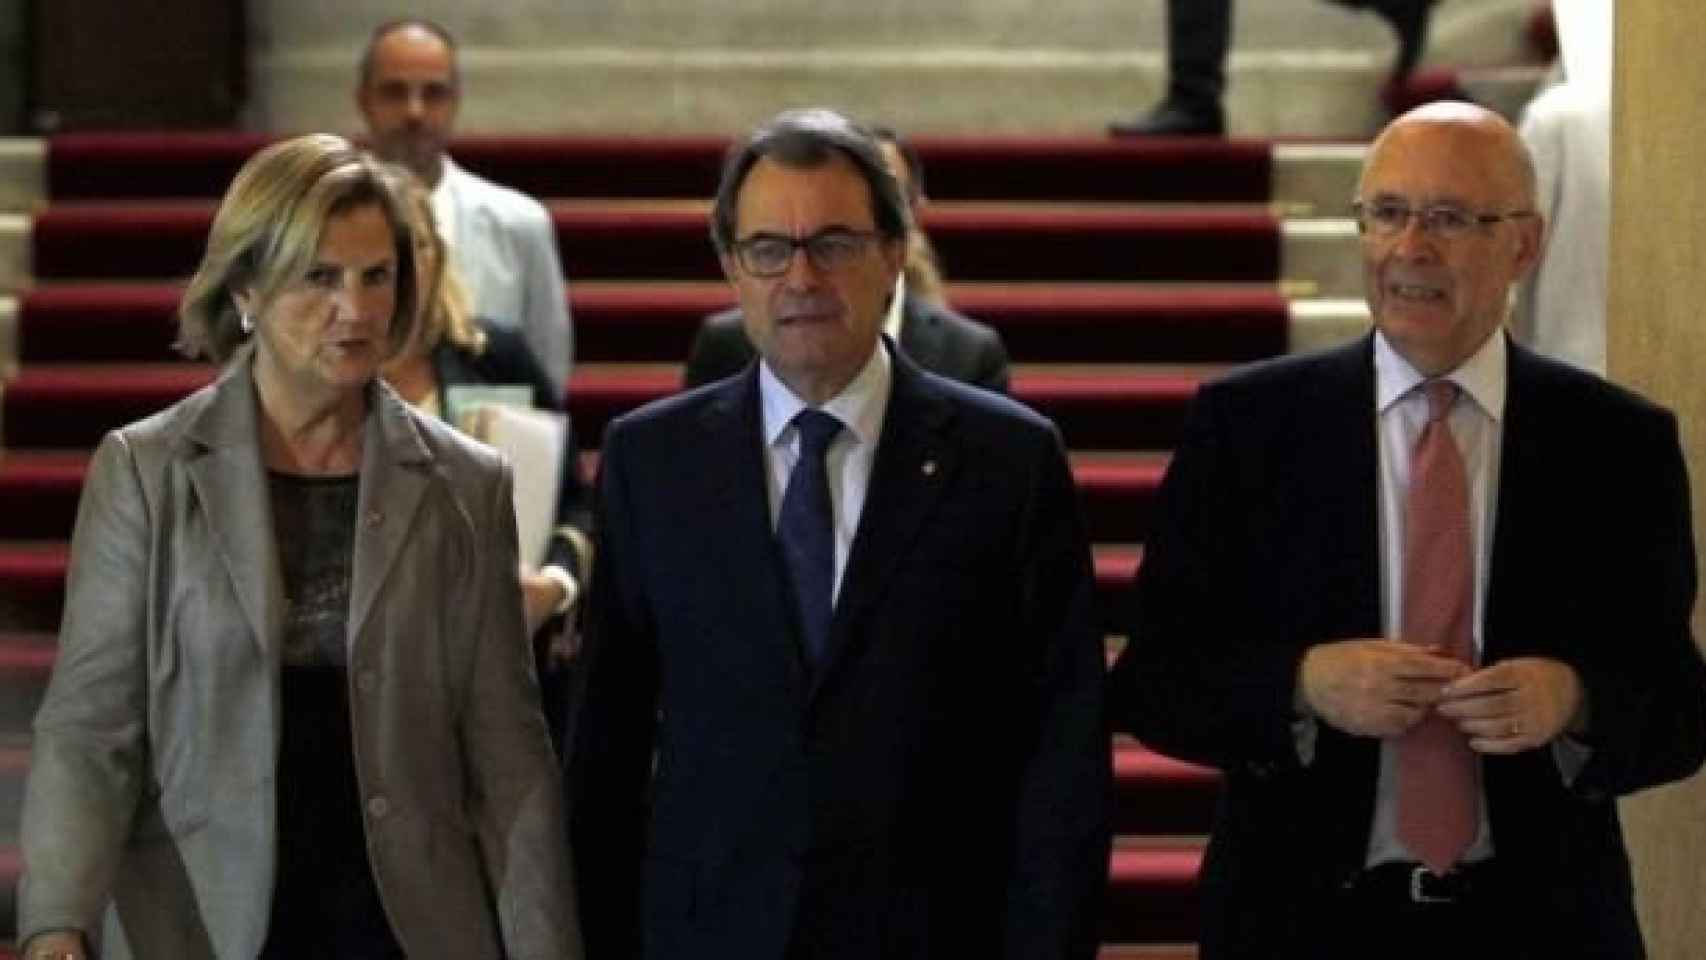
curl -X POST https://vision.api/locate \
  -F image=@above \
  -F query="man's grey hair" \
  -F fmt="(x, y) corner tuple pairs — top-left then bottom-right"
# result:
(709, 108), (908, 255)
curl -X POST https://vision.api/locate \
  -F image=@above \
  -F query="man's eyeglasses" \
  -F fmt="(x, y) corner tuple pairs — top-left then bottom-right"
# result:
(730, 229), (882, 277)
(1352, 199), (1536, 240)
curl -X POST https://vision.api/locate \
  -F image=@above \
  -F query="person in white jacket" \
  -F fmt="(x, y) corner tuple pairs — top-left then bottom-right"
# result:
(1511, 0), (1614, 376)
(356, 18), (575, 390)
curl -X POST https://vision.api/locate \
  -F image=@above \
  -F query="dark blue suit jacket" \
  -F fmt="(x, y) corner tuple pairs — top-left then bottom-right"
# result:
(1109, 333), (1706, 959)
(570, 343), (1109, 959)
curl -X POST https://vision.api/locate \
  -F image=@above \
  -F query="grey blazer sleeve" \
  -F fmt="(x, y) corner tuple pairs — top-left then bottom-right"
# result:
(19, 432), (152, 943)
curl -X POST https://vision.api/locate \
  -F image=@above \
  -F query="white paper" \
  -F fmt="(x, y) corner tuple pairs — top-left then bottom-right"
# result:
(468, 403), (566, 567)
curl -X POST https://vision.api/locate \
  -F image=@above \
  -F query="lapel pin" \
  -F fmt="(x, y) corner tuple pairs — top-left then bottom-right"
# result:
(921, 460), (937, 476)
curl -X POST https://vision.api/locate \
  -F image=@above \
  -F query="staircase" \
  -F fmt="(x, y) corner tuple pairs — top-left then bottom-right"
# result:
(0, 131), (1385, 957)
(243, 0), (1547, 138)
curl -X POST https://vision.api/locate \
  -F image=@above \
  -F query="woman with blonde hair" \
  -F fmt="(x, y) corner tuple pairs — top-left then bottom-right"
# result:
(18, 133), (581, 960)
(382, 167), (592, 735)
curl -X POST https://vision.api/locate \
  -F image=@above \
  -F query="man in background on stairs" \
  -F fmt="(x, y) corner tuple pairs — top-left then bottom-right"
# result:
(684, 125), (1011, 393)
(1109, 0), (1434, 136)
(571, 108), (1109, 960)
(1109, 101), (1706, 957)
(357, 17), (574, 390)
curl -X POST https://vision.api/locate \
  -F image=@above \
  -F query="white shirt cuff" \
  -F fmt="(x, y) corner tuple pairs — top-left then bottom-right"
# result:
(538, 564), (580, 617)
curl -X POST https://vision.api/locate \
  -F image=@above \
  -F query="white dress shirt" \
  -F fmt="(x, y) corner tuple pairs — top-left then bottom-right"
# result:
(1364, 328), (1506, 867)
(758, 340), (893, 604)
(883, 274), (907, 342)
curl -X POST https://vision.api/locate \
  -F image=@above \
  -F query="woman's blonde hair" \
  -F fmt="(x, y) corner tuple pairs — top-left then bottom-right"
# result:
(177, 133), (420, 364)
(388, 165), (486, 355)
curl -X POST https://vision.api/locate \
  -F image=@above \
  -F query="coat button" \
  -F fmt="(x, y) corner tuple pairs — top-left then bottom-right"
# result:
(356, 670), (377, 694)
(367, 795), (391, 819)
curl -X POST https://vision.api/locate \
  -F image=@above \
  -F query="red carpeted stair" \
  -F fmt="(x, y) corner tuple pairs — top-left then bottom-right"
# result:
(0, 450), (1165, 568)
(16, 283), (1287, 366)
(1, 363), (1205, 453)
(32, 202), (1280, 285)
(1, 132), (1289, 952)
(46, 134), (1271, 205)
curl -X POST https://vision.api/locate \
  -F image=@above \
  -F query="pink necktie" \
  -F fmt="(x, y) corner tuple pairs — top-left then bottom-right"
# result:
(1396, 379), (1479, 874)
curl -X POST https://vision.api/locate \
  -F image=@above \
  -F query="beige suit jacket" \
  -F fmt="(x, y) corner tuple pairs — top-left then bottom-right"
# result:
(19, 349), (582, 959)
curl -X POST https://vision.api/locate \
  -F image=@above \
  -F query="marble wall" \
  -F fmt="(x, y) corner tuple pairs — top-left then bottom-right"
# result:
(1609, 4), (1706, 954)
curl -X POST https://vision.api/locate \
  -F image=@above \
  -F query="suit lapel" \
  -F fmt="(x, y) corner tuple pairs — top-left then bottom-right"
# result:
(1308, 334), (1383, 638)
(812, 349), (955, 700)
(1297, 336), (1386, 866)
(700, 369), (815, 695)
(1482, 336), (1544, 663)
(182, 351), (286, 660)
(347, 383), (435, 647)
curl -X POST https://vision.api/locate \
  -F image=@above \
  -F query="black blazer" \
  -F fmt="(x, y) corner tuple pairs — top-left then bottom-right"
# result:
(1108, 333), (1706, 959)
(683, 296), (1011, 394)
(431, 318), (591, 580)
(570, 343), (1109, 960)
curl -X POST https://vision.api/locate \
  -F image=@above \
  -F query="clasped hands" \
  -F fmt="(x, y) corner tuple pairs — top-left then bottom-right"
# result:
(1296, 638), (1585, 753)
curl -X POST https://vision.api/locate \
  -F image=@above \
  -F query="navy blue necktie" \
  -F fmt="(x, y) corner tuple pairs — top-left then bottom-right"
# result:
(778, 409), (841, 669)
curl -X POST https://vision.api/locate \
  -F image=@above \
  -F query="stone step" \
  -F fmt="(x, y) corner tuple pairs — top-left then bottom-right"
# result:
(0, 141), (43, 213)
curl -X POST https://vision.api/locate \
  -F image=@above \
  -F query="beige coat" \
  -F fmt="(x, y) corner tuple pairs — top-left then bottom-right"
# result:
(19, 349), (582, 959)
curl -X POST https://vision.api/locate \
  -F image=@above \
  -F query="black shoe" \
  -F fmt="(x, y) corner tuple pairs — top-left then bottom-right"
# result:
(1370, 0), (1434, 80)
(1108, 99), (1225, 137)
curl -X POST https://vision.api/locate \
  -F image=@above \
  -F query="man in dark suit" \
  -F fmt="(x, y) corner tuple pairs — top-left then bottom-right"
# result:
(569, 108), (1110, 960)
(1109, 102), (1706, 958)
(683, 127), (1011, 393)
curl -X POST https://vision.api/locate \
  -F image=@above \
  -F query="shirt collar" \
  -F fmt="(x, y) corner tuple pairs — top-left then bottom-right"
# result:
(760, 337), (892, 449)
(428, 155), (460, 196)
(1374, 326), (1507, 422)
(882, 274), (907, 342)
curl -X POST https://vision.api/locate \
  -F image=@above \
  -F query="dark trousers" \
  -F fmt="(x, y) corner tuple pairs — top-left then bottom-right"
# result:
(1163, 0), (1428, 109)
(1322, 863), (1531, 960)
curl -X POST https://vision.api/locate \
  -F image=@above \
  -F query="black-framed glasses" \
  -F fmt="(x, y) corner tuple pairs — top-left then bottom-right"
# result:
(1352, 199), (1536, 240)
(730, 228), (882, 277)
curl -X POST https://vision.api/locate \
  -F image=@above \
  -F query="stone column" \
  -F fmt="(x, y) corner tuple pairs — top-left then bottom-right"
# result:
(1608, 4), (1706, 956)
